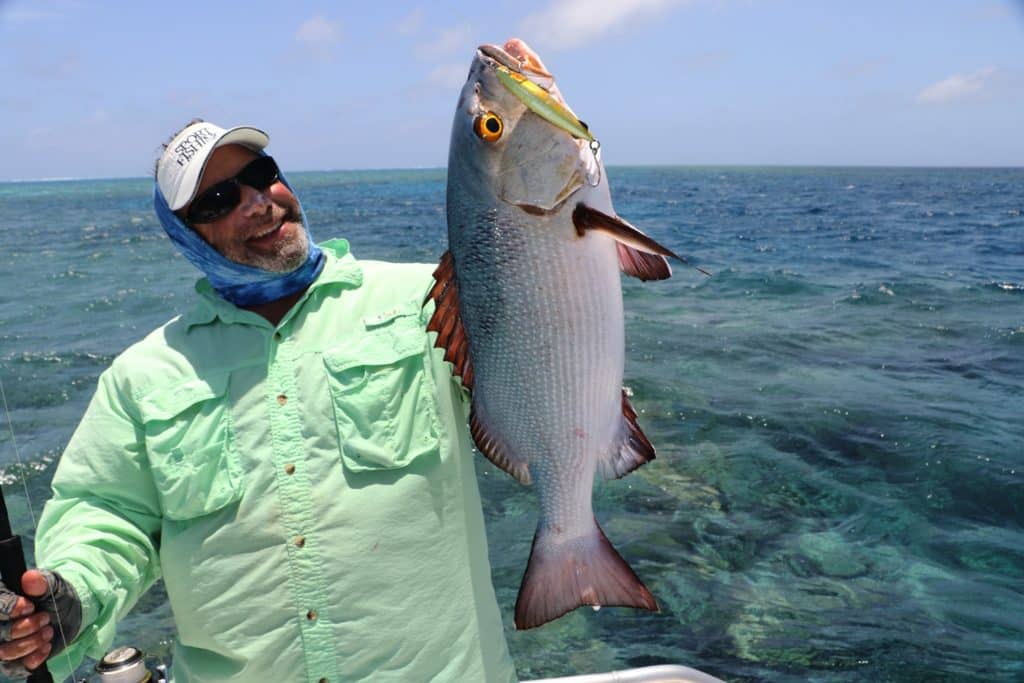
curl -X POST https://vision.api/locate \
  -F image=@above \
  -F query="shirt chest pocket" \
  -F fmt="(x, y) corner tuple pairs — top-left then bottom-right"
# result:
(323, 309), (441, 473)
(137, 374), (244, 521)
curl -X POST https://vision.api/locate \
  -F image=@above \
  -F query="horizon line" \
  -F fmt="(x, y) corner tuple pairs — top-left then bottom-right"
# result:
(3, 162), (1022, 184)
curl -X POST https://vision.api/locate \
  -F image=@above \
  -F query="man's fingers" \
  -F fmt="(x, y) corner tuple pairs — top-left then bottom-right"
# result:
(20, 570), (49, 599)
(3, 613), (51, 642)
(21, 642), (52, 671)
(0, 626), (54, 661)
(0, 594), (34, 621)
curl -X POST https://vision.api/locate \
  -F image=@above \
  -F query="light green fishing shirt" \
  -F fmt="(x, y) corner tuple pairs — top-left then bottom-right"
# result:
(35, 240), (517, 683)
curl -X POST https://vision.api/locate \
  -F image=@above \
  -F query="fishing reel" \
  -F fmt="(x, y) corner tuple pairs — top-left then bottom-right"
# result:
(79, 646), (167, 683)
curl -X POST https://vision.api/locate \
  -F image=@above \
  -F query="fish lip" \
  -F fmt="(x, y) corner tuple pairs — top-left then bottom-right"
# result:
(478, 43), (554, 81)
(478, 44), (523, 73)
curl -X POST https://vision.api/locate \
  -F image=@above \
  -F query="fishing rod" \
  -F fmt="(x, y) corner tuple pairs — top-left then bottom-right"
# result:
(0, 480), (53, 681)
(0, 375), (53, 682)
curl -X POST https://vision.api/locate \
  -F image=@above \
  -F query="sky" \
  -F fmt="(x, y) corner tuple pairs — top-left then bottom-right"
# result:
(1, 0), (1022, 181)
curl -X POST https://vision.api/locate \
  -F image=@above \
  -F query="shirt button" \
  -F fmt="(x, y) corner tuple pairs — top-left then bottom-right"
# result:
(277, 394), (287, 405)
(307, 610), (317, 621)
(284, 464), (296, 475)
(274, 332), (282, 341)
(294, 535), (306, 548)
(319, 679), (328, 683)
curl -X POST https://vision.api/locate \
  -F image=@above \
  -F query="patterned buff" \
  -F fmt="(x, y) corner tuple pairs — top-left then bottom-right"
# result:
(153, 170), (324, 307)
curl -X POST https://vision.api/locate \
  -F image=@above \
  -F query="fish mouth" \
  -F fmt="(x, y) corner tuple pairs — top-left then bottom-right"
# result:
(478, 40), (553, 80)
(476, 38), (594, 144)
(478, 44), (523, 73)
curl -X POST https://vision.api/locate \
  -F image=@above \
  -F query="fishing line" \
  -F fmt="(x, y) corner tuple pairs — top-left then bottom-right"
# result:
(0, 372), (74, 677)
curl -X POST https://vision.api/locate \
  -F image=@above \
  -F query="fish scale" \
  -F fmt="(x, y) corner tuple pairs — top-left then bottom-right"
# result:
(453, 210), (624, 499)
(427, 38), (688, 629)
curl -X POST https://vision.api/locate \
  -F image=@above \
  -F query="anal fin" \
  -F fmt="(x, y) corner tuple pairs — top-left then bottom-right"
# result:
(599, 390), (657, 479)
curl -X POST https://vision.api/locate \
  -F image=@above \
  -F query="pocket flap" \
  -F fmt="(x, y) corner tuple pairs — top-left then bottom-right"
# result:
(324, 309), (426, 374)
(153, 432), (244, 521)
(362, 300), (422, 328)
(137, 373), (231, 423)
(323, 306), (440, 473)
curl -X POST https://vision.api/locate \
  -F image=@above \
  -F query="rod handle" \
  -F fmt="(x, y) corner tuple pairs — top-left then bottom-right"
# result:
(0, 536), (54, 682)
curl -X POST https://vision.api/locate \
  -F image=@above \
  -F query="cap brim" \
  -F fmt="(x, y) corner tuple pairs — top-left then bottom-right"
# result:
(165, 126), (270, 211)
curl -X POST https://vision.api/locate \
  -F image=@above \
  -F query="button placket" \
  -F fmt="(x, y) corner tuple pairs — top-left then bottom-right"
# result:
(266, 336), (337, 682)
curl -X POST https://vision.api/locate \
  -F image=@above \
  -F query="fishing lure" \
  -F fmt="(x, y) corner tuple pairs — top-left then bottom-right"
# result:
(494, 65), (597, 145)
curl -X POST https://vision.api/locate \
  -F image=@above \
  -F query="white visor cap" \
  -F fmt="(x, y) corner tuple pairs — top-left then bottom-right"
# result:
(157, 122), (270, 211)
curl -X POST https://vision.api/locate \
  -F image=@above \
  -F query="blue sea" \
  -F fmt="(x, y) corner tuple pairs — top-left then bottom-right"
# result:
(1, 167), (1022, 682)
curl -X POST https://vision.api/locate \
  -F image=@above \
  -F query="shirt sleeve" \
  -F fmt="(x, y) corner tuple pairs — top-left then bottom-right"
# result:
(35, 367), (163, 682)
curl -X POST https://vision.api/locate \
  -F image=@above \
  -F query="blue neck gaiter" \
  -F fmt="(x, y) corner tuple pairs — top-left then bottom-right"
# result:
(153, 172), (324, 307)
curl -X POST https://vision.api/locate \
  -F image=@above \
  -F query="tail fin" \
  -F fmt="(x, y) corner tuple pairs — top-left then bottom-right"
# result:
(513, 518), (658, 629)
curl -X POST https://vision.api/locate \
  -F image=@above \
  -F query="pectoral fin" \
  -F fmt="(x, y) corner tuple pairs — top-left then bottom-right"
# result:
(573, 204), (709, 280)
(614, 243), (672, 282)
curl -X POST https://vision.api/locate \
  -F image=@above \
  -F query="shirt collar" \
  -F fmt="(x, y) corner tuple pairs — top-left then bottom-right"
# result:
(182, 238), (364, 331)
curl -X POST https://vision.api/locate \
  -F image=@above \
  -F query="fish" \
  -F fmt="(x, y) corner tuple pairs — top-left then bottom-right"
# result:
(426, 38), (693, 629)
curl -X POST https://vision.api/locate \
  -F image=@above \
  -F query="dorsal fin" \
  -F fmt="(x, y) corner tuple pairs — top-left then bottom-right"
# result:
(424, 250), (474, 390)
(598, 390), (657, 479)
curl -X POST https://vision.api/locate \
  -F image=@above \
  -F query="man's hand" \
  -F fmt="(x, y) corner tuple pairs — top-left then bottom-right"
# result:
(0, 569), (82, 678)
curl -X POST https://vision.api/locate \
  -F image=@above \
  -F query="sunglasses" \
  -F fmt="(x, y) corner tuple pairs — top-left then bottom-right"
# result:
(186, 155), (281, 224)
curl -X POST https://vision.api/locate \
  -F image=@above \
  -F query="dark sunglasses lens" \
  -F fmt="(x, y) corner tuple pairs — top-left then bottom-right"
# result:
(188, 181), (241, 224)
(238, 156), (279, 190)
(186, 156), (280, 224)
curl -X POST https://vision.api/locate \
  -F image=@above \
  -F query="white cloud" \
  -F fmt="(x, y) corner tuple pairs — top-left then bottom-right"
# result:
(416, 23), (475, 60)
(520, 0), (688, 50)
(917, 66), (998, 104)
(295, 16), (341, 61)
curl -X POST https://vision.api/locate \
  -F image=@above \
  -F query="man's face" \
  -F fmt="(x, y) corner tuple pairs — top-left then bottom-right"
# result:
(184, 144), (308, 272)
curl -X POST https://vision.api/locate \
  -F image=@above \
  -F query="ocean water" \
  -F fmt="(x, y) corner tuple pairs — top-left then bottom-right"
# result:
(0, 167), (1021, 682)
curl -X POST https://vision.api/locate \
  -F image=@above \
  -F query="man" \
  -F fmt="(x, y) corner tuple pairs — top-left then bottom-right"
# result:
(0, 121), (517, 682)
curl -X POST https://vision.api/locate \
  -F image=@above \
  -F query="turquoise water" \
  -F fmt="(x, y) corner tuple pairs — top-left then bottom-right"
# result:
(1, 167), (1022, 681)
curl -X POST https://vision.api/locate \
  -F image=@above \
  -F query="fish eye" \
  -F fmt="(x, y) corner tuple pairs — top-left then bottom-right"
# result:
(473, 112), (503, 142)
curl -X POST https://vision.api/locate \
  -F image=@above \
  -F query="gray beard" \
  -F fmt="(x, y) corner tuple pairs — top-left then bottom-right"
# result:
(219, 222), (310, 272)
(241, 226), (310, 272)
